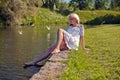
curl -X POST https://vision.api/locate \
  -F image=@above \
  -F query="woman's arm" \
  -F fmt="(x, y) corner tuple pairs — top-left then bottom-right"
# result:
(79, 25), (90, 51)
(80, 36), (85, 49)
(80, 36), (90, 51)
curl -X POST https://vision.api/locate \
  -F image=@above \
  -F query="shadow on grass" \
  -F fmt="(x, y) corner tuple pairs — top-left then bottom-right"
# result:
(55, 9), (72, 16)
(85, 14), (120, 25)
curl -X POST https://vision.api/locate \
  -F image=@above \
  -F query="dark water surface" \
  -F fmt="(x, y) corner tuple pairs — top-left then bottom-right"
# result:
(0, 24), (67, 80)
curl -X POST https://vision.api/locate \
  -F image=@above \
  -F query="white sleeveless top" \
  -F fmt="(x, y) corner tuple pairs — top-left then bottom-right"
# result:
(64, 25), (84, 50)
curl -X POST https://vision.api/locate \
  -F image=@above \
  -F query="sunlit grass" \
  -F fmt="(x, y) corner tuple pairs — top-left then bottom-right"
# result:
(22, 8), (67, 25)
(59, 24), (120, 80)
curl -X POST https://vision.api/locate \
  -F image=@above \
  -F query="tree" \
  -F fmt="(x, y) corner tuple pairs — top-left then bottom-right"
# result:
(104, 0), (112, 10)
(42, 0), (57, 10)
(87, 0), (95, 10)
(114, 0), (120, 7)
(69, 0), (88, 10)
(95, 0), (105, 9)
(49, 0), (56, 10)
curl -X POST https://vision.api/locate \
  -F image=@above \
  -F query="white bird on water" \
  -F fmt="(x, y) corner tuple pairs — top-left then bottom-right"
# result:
(46, 25), (50, 31)
(18, 31), (23, 35)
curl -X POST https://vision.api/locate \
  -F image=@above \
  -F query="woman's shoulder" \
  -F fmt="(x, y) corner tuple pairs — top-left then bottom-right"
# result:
(78, 24), (84, 30)
(79, 24), (84, 28)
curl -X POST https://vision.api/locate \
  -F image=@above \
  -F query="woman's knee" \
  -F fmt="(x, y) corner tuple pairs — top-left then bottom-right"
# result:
(58, 28), (64, 33)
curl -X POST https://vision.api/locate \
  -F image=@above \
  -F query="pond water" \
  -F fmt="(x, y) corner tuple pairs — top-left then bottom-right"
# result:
(0, 24), (67, 80)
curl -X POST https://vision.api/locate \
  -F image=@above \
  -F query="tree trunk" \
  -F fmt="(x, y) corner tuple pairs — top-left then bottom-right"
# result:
(49, 0), (56, 10)
(78, 1), (83, 10)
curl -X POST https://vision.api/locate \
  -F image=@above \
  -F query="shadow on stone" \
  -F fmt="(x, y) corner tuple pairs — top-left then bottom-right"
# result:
(30, 50), (70, 80)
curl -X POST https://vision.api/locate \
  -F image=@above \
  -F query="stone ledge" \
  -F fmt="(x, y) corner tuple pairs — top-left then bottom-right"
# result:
(30, 50), (70, 80)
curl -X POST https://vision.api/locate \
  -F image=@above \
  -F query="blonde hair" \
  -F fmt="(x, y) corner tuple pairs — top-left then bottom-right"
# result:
(68, 13), (80, 24)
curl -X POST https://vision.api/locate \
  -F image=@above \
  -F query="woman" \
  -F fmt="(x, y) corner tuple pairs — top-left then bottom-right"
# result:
(24, 13), (89, 66)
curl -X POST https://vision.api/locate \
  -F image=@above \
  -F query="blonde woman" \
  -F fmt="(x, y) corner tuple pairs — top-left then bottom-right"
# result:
(24, 13), (89, 66)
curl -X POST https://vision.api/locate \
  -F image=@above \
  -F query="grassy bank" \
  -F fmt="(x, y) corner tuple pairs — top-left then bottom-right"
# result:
(22, 8), (67, 25)
(59, 24), (120, 80)
(23, 9), (120, 25)
(75, 10), (120, 24)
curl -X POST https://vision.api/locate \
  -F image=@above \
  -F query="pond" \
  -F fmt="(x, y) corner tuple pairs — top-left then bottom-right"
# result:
(0, 24), (67, 80)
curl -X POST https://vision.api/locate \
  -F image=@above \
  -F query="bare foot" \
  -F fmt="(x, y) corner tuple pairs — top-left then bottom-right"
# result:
(52, 49), (60, 54)
(24, 61), (36, 66)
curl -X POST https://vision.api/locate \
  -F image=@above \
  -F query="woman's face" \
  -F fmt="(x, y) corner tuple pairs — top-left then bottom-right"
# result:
(69, 17), (77, 25)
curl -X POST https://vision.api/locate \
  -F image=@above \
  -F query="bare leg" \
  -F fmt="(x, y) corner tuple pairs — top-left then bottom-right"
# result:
(52, 28), (65, 54)
(25, 44), (56, 65)
(25, 28), (67, 66)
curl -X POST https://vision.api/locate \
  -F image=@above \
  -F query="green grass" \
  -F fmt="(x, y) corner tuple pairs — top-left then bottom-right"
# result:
(59, 24), (120, 80)
(36, 8), (67, 24)
(22, 8), (120, 25)
(22, 8), (67, 25)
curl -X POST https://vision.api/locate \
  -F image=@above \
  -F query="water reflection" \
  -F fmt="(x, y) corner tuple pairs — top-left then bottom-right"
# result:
(47, 33), (51, 48)
(0, 24), (67, 80)
(18, 26), (23, 35)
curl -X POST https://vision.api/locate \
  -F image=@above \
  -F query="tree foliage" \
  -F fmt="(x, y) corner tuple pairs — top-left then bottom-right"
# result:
(69, 0), (88, 10)
(42, 0), (59, 10)
(69, 0), (120, 10)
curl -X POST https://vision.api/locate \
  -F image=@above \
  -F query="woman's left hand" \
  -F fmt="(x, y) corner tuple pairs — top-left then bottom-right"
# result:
(83, 48), (91, 53)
